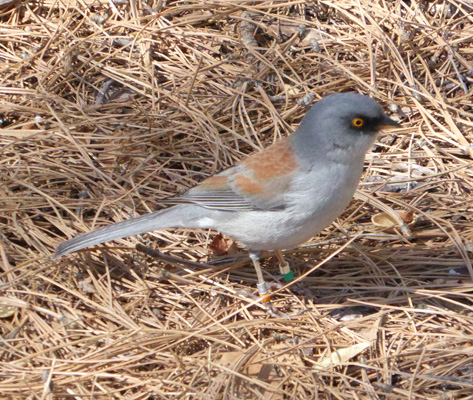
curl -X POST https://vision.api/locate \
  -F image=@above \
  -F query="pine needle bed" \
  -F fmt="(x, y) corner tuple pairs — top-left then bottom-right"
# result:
(1, 1), (473, 398)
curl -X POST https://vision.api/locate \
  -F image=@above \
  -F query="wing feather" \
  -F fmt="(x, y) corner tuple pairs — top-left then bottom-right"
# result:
(160, 138), (297, 211)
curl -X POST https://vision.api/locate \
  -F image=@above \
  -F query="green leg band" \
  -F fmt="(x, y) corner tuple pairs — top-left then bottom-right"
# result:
(283, 270), (295, 282)
(280, 262), (294, 282)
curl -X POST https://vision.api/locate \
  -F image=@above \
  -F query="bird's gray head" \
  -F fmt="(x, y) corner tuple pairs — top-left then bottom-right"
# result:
(293, 93), (400, 163)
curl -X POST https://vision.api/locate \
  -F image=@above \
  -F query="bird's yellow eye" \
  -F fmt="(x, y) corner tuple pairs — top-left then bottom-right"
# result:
(352, 118), (364, 127)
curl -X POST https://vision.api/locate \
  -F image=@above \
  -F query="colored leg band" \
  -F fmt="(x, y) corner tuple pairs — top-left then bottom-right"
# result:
(279, 262), (294, 282)
(283, 270), (295, 282)
(257, 282), (271, 302)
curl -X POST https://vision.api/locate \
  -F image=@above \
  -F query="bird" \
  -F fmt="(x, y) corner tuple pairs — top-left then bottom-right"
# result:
(55, 93), (401, 301)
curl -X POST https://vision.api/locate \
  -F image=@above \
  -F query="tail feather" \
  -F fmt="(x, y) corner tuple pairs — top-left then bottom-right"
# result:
(54, 206), (194, 259)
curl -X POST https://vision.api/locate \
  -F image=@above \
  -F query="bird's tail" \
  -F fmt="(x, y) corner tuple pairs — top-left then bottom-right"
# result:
(54, 206), (200, 259)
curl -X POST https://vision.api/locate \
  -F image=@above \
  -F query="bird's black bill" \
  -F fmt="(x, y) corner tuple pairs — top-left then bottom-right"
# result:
(379, 114), (401, 129)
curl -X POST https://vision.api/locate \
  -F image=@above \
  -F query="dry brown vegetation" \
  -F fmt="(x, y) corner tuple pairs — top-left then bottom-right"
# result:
(2, 0), (473, 398)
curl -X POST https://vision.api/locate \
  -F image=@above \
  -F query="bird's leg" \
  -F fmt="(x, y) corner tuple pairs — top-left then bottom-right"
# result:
(249, 251), (270, 302)
(275, 250), (294, 282)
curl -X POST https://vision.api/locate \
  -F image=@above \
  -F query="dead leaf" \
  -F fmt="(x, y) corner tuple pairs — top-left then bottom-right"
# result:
(284, 83), (300, 96)
(226, 242), (239, 255)
(313, 342), (371, 371)
(371, 212), (397, 229)
(0, 304), (16, 318)
(78, 280), (96, 294)
(209, 233), (231, 256)
(300, 29), (324, 46)
(218, 351), (244, 367)
(372, 210), (416, 233)
(398, 210), (415, 224)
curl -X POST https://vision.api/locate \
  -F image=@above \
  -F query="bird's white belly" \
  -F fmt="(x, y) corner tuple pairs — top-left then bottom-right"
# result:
(215, 163), (363, 251)
(222, 197), (349, 250)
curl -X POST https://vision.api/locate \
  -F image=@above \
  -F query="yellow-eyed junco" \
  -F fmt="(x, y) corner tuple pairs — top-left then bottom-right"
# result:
(55, 93), (401, 300)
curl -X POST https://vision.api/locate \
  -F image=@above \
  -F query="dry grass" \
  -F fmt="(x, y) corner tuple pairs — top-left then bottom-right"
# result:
(1, 0), (473, 398)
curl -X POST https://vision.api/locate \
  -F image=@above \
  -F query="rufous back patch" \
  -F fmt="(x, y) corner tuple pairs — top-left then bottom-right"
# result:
(198, 175), (228, 190)
(234, 174), (264, 195)
(243, 138), (297, 179)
